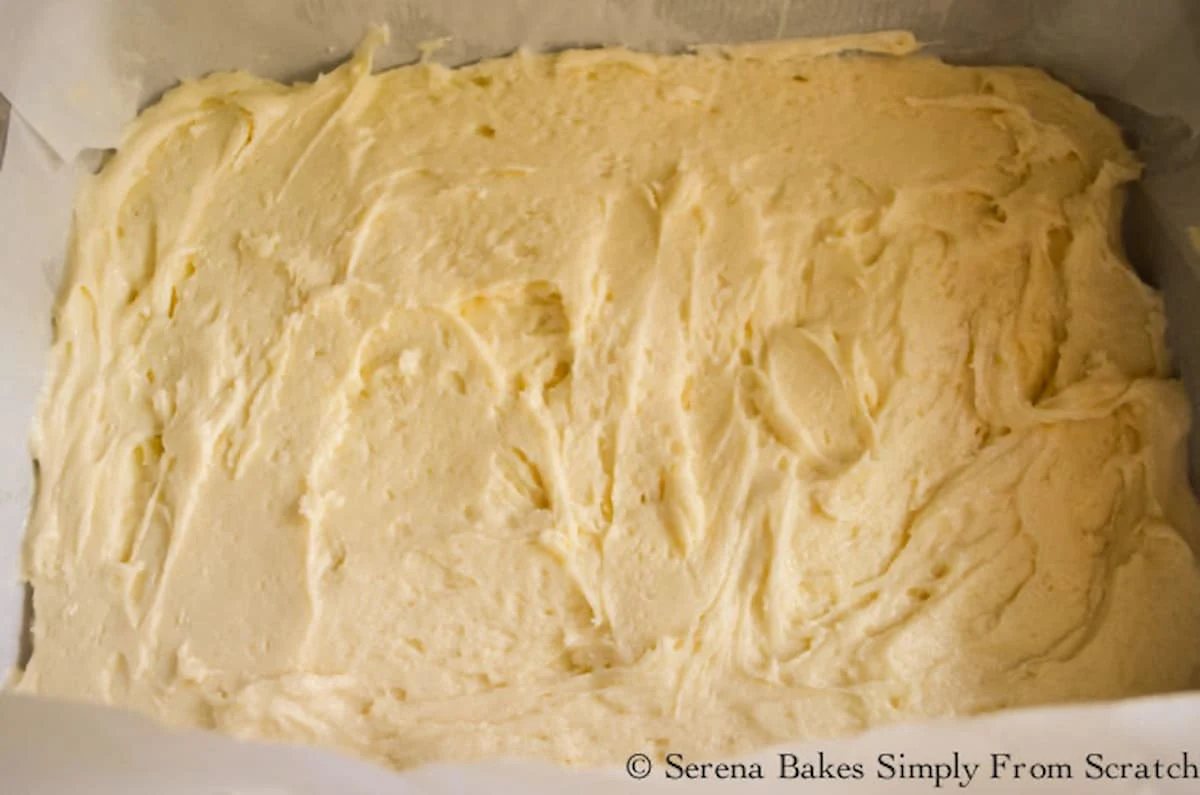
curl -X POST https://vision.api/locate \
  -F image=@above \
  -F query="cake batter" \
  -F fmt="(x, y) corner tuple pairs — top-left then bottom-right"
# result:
(14, 31), (1200, 768)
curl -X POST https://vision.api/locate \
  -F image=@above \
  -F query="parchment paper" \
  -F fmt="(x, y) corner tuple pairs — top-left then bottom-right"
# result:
(2, 1), (1199, 792)
(5, 689), (1200, 794)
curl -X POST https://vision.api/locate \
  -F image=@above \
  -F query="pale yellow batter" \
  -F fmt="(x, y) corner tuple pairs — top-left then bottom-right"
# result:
(14, 31), (1200, 768)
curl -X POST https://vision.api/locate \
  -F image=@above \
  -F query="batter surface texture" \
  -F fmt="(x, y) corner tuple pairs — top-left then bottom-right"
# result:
(15, 32), (1200, 768)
